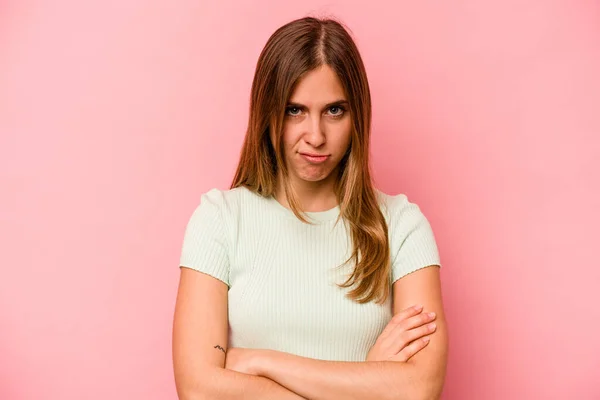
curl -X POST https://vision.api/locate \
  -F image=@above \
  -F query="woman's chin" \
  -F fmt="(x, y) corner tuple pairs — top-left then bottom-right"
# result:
(295, 171), (334, 184)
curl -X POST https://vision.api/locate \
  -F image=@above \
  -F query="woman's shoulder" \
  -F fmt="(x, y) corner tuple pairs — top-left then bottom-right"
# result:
(374, 189), (412, 217)
(374, 189), (441, 276)
(198, 186), (249, 203)
(374, 188), (432, 230)
(194, 185), (260, 217)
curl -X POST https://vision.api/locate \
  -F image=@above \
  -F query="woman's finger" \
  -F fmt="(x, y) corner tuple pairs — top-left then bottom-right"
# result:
(379, 304), (424, 338)
(381, 320), (436, 357)
(390, 310), (436, 338)
(390, 335), (431, 362)
(393, 322), (436, 352)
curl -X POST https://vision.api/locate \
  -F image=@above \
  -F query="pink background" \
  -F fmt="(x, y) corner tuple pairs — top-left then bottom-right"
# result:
(1, 1), (599, 399)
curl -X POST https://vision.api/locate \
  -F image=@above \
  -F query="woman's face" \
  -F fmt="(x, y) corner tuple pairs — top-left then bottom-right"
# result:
(277, 64), (352, 189)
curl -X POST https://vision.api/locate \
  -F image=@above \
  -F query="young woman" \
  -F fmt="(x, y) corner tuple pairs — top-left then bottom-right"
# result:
(172, 16), (448, 400)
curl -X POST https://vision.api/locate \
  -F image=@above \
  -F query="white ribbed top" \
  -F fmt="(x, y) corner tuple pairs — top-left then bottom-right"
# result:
(179, 186), (441, 362)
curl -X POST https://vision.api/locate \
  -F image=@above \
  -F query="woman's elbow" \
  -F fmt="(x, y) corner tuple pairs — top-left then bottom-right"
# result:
(175, 381), (205, 400)
(412, 371), (446, 400)
(174, 367), (219, 400)
(393, 361), (446, 400)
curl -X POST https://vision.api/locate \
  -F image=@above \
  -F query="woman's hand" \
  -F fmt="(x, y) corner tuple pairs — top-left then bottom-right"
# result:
(225, 347), (261, 375)
(366, 304), (437, 362)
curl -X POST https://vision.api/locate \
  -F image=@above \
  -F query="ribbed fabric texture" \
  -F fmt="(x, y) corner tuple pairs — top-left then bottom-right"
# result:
(179, 186), (441, 362)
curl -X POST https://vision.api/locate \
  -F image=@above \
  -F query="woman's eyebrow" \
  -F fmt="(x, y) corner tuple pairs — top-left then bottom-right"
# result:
(287, 99), (349, 108)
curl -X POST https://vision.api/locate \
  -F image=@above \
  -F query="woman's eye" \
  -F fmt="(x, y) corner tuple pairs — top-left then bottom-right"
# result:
(328, 106), (345, 117)
(286, 107), (301, 116)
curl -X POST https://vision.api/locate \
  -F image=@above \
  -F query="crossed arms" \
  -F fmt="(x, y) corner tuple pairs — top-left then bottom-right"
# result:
(172, 265), (447, 400)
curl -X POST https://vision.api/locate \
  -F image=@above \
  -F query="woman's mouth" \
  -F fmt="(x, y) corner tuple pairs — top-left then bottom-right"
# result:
(300, 153), (329, 164)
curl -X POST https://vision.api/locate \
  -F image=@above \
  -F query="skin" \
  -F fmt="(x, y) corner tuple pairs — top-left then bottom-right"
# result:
(272, 64), (352, 212)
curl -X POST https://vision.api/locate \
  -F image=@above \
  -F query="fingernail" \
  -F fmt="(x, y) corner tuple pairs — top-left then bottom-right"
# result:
(414, 304), (423, 310)
(428, 312), (436, 317)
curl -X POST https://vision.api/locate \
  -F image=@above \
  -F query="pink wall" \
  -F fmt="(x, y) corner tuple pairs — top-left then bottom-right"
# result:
(1, 1), (599, 399)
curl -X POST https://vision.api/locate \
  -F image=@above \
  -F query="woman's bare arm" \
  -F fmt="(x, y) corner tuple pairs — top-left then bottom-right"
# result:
(172, 267), (305, 400)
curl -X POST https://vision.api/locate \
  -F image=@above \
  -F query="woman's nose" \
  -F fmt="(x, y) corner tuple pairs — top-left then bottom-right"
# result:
(304, 117), (326, 147)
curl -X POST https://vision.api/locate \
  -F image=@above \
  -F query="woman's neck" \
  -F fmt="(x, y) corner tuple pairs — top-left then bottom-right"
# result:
(274, 174), (338, 212)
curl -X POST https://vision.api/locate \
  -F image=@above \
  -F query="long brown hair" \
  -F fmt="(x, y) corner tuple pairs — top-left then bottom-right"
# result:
(231, 16), (391, 305)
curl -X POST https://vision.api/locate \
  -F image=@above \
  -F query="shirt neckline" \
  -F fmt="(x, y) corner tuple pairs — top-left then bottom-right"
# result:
(265, 193), (341, 223)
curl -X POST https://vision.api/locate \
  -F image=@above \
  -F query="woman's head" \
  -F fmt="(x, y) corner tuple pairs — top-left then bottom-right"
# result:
(232, 16), (391, 305)
(232, 16), (372, 203)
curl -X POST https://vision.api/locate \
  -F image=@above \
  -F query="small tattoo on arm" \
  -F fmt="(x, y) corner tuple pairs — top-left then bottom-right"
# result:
(214, 345), (226, 354)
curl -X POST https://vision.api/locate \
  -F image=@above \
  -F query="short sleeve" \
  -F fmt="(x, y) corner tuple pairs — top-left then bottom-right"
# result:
(387, 194), (442, 284)
(179, 188), (230, 287)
